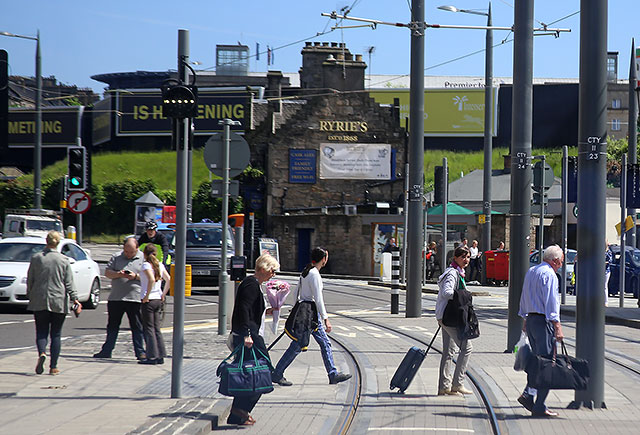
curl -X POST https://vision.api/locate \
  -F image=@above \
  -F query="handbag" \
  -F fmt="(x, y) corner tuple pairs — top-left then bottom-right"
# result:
(217, 345), (274, 397)
(283, 277), (319, 350)
(526, 341), (590, 390)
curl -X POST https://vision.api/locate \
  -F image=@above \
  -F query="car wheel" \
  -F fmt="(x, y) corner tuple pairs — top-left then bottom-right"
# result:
(83, 279), (100, 309)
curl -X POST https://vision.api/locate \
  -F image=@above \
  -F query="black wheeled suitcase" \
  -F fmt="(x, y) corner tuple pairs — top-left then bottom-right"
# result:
(390, 325), (441, 393)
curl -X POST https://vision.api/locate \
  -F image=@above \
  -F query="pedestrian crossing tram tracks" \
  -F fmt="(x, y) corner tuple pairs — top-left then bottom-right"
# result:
(327, 309), (502, 435)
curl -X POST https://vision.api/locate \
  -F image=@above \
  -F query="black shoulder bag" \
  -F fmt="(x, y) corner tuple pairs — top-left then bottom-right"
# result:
(441, 271), (480, 340)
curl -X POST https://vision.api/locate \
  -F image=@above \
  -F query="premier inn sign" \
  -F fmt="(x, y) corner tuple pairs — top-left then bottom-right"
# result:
(115, 88), (249, 136)
(369, 88), (498, 137)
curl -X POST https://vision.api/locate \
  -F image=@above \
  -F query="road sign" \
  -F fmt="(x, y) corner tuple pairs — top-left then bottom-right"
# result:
(203, 132), (250, 177)
(66, 191), (91, 214)
(211, 180), (240, 198)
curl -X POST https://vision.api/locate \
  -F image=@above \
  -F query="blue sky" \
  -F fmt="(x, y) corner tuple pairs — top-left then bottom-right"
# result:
(1, 1), (637, 95)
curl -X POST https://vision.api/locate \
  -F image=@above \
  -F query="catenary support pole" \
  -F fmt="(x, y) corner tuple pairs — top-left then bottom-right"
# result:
(406, 0), (425, 318)
(506, 0), (534, 352)
(572, 0), (607, 410)
(482, 2), (493, 257)
(628, 39), (638, 248)
(441, 158), (448, 274)
(561, 146), (568, 304)
(401, 163), (409, 284)
(34, 31), (42, 209)
(171, 29), (189, 399)
(620, 154), (627, 309)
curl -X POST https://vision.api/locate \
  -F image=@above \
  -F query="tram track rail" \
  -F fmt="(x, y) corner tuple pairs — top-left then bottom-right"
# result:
(327, 307), (502, 435)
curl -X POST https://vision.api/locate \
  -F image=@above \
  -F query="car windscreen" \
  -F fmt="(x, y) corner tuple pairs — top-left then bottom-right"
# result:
(26, 219), (62, 232)
(566, 251), (577, 263)
(159, 230), (175, 246)
(0, 243), (45, 262)
(186, 228), (223, 248)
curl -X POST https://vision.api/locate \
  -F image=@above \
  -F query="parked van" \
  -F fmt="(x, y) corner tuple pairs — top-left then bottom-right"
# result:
(2, 209), (63, 238)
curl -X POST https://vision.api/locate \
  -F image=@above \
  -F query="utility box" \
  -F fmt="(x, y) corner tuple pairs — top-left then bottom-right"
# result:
(230, 256), (247, 282)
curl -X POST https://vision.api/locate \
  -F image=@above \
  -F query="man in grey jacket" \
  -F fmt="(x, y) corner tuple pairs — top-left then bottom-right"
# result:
(27, 231), (81, 375)
(93, 237), (146, 359)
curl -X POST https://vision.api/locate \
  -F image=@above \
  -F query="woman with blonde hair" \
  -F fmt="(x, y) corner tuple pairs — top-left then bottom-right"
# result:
(138, 244), (170, 365)
(227, 252), (280, 426)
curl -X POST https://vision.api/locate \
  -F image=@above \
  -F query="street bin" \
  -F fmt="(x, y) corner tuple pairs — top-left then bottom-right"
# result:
(66, 225), (76, 240)
(169, 264), (192, 297)
(485, 250), (509, 285)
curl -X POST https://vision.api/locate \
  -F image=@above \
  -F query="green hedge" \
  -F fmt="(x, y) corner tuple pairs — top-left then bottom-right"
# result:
(0, 179), (243, 237)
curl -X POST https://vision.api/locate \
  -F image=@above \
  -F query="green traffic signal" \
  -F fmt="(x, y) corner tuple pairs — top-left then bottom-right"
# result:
(70, 177), (81, 186)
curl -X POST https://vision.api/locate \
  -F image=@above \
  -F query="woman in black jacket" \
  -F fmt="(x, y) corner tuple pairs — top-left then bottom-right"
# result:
(228, 253), (279, 426)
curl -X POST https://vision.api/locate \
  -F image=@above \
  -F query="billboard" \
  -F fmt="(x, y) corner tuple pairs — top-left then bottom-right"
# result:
(369, 88), (498, 137)
(114, 88), (249, 136)
(319, 143), (391, 180)
(92, 96), (112, 146)
(8, 106), (83, 148)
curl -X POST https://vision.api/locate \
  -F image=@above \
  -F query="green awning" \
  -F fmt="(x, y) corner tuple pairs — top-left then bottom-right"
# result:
(427, 202), (476, 216)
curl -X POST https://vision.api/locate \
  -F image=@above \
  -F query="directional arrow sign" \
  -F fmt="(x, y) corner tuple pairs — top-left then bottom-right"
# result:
(203, 132), (250, 178)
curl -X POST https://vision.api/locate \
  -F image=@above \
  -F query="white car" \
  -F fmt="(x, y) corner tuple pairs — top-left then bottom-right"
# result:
(0, 238), (101, 308)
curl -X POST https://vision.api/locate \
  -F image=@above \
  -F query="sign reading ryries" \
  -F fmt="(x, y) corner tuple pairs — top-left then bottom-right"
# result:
(115, 88), (249, 136)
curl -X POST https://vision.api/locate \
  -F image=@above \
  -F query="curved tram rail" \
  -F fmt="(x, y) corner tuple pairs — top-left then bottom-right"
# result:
(327, 308), (502, 435)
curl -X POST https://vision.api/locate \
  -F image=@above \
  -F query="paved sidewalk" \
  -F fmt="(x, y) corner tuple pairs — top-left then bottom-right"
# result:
(2, 279), (640, 435)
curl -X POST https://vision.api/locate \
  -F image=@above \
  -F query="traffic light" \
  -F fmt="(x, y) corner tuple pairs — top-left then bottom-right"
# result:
(434, 165), (448, 205)
(161, 84), (197, 119)
(67, 146), (86, 190)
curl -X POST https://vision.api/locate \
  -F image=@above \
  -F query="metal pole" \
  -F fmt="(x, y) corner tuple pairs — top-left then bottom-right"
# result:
(573, 0), (607, 410)
(538, 156), (545, 259)
(482, 2), (493, 255)
(187, 121), (194, 223)
(620, 154), (627, 308)
(218, 119), (233, 334)
(507, 0), (534, 352)
(250, 212), (255, 265)
(77, 214), (82, 246)
(34, 31), (41, 209)
(423, 204), (428, 285)
(406, 0), (425, 318)
(629, 39), (638, 248)
(441, 158), (448, 274)
(401, 162), (409, 284)
(561, 145), (568, 304)
(171, 29), (189, 399)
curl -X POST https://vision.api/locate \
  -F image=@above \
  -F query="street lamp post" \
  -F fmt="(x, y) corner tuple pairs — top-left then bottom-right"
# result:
(438, 3), (493, 256)
(0, 30), (41, 209)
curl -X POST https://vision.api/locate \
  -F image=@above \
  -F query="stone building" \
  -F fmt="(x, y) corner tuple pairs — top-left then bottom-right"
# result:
(246, 42), (407, 275)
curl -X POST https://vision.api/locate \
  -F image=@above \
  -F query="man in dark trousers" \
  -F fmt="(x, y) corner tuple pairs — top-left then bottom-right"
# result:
(517, 244), (564, 417)
(138, 220), (170, 265)
(93, 237), (146, 360)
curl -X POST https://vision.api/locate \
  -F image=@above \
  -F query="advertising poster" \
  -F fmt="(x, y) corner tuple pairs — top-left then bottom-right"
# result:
(319, 143), (391, 180)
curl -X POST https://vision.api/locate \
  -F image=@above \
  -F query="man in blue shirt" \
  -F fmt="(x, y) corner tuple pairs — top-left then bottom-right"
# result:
(517, 244), (564, 417)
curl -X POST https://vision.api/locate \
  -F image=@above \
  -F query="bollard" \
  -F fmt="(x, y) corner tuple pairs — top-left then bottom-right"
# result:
(391, 247), (400, 314)
(170, 264), (192, 297)
(66, 225), (76, 240)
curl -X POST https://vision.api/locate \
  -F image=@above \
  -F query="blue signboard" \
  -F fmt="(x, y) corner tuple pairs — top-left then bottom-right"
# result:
(289, 149), (317, 184)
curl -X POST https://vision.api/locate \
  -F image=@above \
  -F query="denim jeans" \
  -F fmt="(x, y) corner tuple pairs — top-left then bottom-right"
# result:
(34, 310), (66, 369)
(522, 314), (555, 413)
(99, 300), (145, 357)
(273, 314), (338, 380)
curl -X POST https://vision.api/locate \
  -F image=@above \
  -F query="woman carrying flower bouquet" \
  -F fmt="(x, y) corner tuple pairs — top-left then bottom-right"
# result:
(271, 247), (352, 386)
